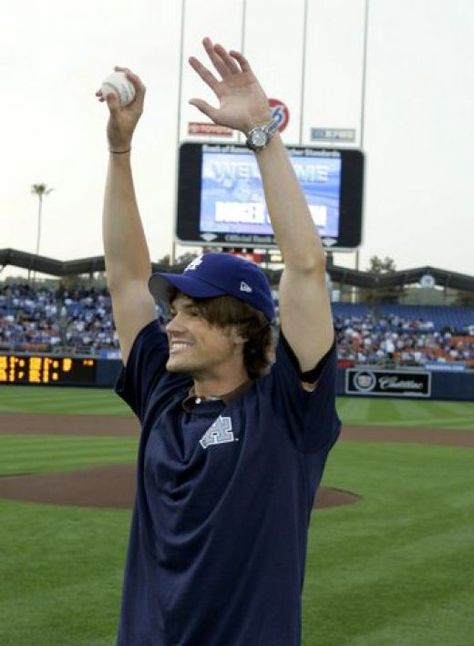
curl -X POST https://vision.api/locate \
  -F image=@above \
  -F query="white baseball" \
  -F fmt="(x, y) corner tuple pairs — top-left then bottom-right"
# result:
(101, 71), (136, 106)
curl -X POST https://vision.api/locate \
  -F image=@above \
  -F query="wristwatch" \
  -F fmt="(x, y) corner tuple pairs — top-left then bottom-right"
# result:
(246, 118), (279, 152)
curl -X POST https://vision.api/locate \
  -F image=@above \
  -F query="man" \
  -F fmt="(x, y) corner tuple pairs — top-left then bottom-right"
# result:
(99, 37), (340, 646)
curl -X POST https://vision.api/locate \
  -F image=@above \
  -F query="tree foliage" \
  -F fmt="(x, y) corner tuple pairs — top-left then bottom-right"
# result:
(367, 255), (396, 274)
(31, 184), (53, 198)
(175, 252), (199, 266)
(156, 254), (171, 267)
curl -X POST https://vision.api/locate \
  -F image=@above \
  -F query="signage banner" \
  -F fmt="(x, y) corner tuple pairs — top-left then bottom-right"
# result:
(345, 369), (431, 398)
(425, 363), (466, 372)
(311, 127), (356, 143)
(188, 123), (233, 137)
(268, 98), (290, 132)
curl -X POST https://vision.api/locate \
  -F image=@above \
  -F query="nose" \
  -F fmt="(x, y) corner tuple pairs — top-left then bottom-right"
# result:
(165, 313), (183, 333)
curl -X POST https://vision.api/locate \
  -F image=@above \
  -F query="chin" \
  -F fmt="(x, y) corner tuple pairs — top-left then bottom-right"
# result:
(166, 357), (185, 373)
(166, 355), (195, 374)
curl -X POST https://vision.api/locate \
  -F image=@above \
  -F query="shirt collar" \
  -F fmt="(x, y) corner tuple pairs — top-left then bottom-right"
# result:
(182, 380), (252, 412)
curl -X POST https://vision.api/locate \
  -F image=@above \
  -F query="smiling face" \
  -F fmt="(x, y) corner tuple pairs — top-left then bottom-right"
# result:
(165, 293), (247, 384)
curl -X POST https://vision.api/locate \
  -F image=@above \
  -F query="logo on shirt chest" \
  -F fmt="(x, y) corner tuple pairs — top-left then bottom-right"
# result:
(199, 416), (235, 449)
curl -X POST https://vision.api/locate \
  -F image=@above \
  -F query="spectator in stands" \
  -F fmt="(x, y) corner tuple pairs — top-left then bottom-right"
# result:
(1, 282), (474, 365)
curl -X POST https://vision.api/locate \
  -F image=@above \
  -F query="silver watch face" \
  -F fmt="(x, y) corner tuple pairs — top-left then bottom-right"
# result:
(249, 128), (267, 148)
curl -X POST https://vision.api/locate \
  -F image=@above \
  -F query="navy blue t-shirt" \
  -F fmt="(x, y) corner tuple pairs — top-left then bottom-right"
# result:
(115, 320), (341, 646)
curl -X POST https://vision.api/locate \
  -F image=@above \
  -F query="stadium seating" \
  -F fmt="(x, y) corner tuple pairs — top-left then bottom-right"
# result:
(1, 284), (473, 367)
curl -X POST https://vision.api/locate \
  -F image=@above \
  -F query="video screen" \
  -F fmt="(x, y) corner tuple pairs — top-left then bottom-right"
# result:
(176, 143), (363, 249)
(200, 146), (341, 237)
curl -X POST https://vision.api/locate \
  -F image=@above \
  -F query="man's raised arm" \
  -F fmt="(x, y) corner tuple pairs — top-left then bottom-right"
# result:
(189, 39), (333, 372)
(98, 67), (156, 364)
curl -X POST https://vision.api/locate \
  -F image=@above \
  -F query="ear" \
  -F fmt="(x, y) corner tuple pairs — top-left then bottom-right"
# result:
(229, 326), (247, 346)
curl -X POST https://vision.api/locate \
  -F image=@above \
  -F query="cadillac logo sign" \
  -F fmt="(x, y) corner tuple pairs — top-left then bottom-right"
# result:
(353, 371), (377, 392)
(346, 369), (431, 398)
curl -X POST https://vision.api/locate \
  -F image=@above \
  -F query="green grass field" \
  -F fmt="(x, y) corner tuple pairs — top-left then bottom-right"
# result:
(1, 386), (473, 429)
(0, 388), (473, 645)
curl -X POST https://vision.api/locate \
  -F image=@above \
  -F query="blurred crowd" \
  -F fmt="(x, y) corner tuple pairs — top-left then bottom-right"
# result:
(0, 284), (120, 357)
(334, 312), (474, 367)
(1, 283), (473, 367)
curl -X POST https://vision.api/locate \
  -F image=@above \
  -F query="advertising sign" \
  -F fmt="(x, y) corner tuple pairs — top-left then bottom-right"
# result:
(311, 127), (356, 143)
(188, 123), (233, 137)
(345, 369), (431, 398)
(268, 98), (290, 132)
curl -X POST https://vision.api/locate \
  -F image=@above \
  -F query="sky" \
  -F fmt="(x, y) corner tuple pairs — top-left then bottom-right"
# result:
(1, 0), (473, 278)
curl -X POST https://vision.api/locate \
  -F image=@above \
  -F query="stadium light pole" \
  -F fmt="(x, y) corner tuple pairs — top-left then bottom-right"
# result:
(171, 0), (187, 266)
(172, 0), (247, 266)
(356, 0), (370, 273)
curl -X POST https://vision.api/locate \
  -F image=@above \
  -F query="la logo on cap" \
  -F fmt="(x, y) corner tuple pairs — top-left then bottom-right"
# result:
(185, 256), (204, 272)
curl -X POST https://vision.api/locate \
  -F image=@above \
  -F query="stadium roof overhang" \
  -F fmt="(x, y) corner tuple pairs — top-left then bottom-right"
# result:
(1, 248), (473, 293)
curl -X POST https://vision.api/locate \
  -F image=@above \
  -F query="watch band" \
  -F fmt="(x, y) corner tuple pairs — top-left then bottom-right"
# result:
(246, 117), (279, 152)
(265, 118), (279, 138)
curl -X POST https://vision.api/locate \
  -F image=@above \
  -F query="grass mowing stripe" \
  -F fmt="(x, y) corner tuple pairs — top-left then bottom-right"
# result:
(0, 447), (137, 461)
(395, 398), (433, 420)
(0, 386), (131, 416)
(3, 390), (96, 401)
(377, 416), (474, 429)
(1, 455), (136, 477)
(346, 591), (474, 646)
(344, 415), (474, 430)
(382, 398), (407, 423)
(1, 389), (473, 425)
(337, 397), (371, 423)
(0, 434), (138, 475)
(435, 399), (474, 418)
(0, 435), (137, 451)
(0, 459), (134, 477)
(336, 397), (474, 429)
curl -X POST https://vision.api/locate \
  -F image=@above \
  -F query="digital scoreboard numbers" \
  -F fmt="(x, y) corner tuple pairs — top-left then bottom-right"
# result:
(0, 355), (97, 386)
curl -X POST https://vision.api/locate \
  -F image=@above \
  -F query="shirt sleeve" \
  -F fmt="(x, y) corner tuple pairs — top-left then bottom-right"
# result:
(114, 320), (171, 421)
(267, 331), (341, 453)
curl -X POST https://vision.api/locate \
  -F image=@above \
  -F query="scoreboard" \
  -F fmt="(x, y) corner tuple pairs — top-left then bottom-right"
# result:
(0, 355), (97, 386)
(176, 143), (363, 250)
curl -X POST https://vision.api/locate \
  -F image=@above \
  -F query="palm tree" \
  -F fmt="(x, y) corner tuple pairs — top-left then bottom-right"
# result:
(31, 183), (53, 257)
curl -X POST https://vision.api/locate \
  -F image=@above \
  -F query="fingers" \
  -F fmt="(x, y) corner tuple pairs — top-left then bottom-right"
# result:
(189, 38), (246, 88)
(114, 66), (146, 112)
(202, 37), (228, 77)
(188, 56), (220, 92)
(214, 43), (241, 75)
(96, 88), (121, 113)
(229, 49), (251, 73)
(104, 92), (121, 115)
(202, 37), (240, 77)
(114, 66), (146, 94)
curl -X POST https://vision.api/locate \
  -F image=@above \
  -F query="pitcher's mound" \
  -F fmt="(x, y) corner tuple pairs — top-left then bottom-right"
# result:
(0, 464), (361, 509)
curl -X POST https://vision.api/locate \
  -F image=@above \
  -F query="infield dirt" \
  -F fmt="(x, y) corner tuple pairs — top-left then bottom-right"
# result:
(0, 413), (472, 510)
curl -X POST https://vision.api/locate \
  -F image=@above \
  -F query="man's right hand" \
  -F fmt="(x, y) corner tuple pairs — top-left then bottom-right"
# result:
(100, 66), (156, 365)
(96, 67), (145, 152)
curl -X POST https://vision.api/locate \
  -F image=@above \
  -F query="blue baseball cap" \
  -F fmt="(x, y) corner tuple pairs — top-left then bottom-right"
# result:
(149, 253), (275, 322)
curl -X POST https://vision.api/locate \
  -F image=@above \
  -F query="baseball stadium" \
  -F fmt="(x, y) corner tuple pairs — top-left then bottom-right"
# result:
(2, 2), (474, 642)
(1, 251), (473, 645)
